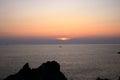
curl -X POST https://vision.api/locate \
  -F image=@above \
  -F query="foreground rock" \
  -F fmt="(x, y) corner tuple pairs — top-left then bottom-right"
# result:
(96, 77), (120, 80)
(4, 61), (67, 80)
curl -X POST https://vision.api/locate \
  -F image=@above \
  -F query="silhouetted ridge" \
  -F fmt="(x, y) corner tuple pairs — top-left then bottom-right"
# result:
(19, 63), (31, 72)
(4, 61), (67, 80)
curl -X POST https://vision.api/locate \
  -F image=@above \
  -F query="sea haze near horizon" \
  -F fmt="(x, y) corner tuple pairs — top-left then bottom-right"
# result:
(0, 44), (120, 80)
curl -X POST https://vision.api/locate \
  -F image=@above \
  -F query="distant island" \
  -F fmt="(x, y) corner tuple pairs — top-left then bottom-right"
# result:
(117, 52), (120, 54)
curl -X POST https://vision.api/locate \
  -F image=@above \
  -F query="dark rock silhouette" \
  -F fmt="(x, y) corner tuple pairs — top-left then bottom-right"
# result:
(4, 61), (67, 80)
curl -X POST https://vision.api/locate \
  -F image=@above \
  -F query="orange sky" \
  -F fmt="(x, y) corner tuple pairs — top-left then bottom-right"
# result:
(0, 0), (120, 39)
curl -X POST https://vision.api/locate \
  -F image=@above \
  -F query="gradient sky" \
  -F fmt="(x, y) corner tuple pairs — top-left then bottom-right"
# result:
(0, 0), (120, 41)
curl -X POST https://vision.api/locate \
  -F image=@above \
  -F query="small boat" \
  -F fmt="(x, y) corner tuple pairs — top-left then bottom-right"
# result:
(59, 46), (62, 48)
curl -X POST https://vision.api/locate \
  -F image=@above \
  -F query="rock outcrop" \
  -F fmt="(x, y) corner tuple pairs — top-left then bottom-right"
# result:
(4, 61), (67, 80)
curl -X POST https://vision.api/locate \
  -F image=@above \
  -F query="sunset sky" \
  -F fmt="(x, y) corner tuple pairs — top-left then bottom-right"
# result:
(0, 0), (120, 44)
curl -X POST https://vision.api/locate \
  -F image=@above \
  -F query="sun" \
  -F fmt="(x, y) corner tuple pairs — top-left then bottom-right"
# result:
(56, 37), (70, 41)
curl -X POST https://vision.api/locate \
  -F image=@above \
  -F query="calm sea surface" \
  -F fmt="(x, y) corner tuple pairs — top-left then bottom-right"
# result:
(0, 44), (120, 80)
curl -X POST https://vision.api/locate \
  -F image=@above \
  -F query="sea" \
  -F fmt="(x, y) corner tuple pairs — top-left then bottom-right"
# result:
(0, 44), (120, 80)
